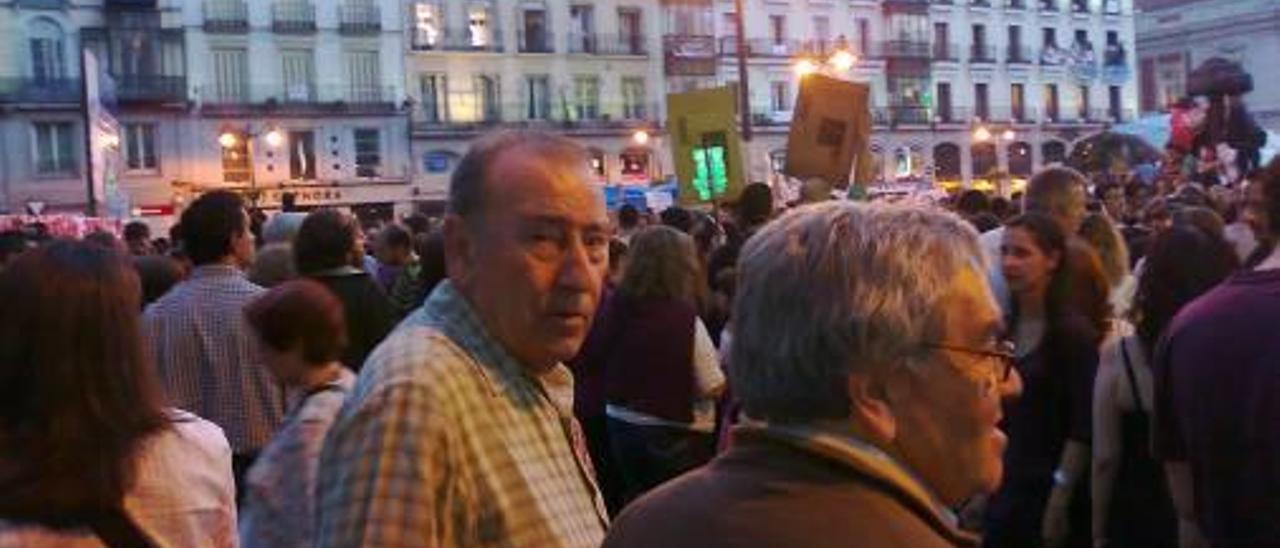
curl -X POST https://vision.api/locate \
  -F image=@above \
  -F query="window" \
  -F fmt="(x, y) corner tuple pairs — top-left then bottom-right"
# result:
(1106, 30), (1119, 46)
(769, 15), (785, 45)
(420, 73), (448, 122)
(288, 130), (316, 180)
(522, 9), (548, 52)
(972, 24), (986, 49)
(619, 9), (643, 54)
(211, 48), (248, 103)
(722, 12), (738, 36)
(282, 49), (315, 102)
(934, 23), (949, 57)
(476, 75), (499, 121)
(574, 75), (600, 120)
(1109, 85), (1123, 120)
(620, 149), (651, 181)
(570, 4), (594, 51)
(525, 75), (550, 120)
(770, 81), (789, 112)
(1078, 85), (1090, 119)
(354, 129), (380, 178)
(124, 123), (157, 171)
(813, 15), (830, 46)
(468, 5), (492, 47)
(221, 132), (249, 182)
(414, 2), (440, 48)
(936, 82), (952, 121)
(622, 77), (646, 119)
(346, 50), (380, 102)
(32, 122), (75, 175)
(1043, 28), (1057, 48)
(1011, 83), (1026, 120)
(423, 150), (457, 173)
(588, 148), (606, 178)
(1044, 84), (1060, 120)
(975, 83), (990, 120)
(856, 19), (869, 55)
(1009, 25), (1022, 58)
(28, 19), (66, 83)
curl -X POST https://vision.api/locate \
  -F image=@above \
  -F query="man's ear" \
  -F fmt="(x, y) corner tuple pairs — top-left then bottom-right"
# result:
(848, 373), (897, 444)
(442, 214), (472, 284)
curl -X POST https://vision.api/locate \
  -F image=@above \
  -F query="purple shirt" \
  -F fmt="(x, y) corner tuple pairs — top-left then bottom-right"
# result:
(1154, 268), (1280, 546)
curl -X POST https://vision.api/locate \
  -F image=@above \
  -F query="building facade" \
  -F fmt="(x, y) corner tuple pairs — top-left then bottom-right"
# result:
(668, 0), (1140, 191)
(404, 0), (667, 203)
(1136, 0), (1280, 131)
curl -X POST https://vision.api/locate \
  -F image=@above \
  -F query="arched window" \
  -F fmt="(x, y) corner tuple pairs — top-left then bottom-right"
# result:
(1042, 140), (1067, 165)
(933, 142), (961, 179)
(28, 18), (67, 83)
(620, 147), (652, 182)
(972, 142), (998, 179)
(586, 147), (606, 179)
(1008, 141), (1033, 176)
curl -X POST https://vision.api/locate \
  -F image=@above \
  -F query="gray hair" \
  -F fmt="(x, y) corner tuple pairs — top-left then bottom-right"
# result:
(448, 130), (590, 219)
(729, 201), (983, 424)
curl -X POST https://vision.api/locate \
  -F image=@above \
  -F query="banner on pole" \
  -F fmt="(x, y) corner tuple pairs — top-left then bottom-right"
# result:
(782, 74), (872, 190)
(666, 86), (745, 206)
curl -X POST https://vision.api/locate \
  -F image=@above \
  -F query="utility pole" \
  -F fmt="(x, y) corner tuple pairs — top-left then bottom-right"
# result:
(733, 0), (751, 142)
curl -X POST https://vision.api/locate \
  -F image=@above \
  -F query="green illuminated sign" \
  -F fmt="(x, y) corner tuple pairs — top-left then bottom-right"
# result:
(690, 132), (730, 201)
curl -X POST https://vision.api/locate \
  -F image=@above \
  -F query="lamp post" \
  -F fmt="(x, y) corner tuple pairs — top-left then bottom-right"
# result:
(732, 0), (751, 143)
(218, 127), (283, 208)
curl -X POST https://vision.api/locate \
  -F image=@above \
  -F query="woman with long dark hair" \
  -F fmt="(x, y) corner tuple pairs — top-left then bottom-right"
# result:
(986, 213), (1105, 548)
(1091, 225), (1237, 547)
(0, 241), (236, 546)
(602, 225), (725, 507)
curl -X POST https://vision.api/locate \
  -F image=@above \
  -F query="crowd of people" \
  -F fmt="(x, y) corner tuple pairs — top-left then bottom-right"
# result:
(0, 127), (1278, 547)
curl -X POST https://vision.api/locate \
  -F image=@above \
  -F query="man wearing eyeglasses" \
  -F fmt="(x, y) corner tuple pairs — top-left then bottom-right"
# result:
(604, 201), (1023, 548)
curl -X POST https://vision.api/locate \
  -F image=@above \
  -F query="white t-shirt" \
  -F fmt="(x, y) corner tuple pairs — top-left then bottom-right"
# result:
(0, 411), (238, 548)
(607, 318), (726, 433)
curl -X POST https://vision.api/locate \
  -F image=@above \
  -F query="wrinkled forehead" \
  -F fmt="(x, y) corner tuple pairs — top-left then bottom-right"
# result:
(486, 150), (607, 225)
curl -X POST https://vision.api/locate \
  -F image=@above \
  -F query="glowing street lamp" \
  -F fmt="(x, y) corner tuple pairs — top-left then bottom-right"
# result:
(264, 128), (285, 148)
(1001, 129), (1017, 141)
(793, 58), (819, 78)
(218, 131), (239, 149)
(217, 127), (284, 208)
(828, 49), (857, 72)
(632, 129), (651, 146)
(972, 126), (993, 142)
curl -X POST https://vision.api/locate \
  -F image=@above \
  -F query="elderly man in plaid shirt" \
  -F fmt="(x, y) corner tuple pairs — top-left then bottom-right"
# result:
(316, 130), (612, 547)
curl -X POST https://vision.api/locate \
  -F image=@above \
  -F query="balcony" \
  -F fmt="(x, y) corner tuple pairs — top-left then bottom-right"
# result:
(272, 2), (316, 34)
(1006, 45), (1033, 64)
(1039, 0), (1059, 11)
(0, 77), (81, 104)
(412, 28), (504, 52)
(747, 38), (801, 58)
(1070, 0), (1089, 13)
(338, 4), (381, 35)
(881, 40), (931, 59)
(970, 44), (997, 63)
(106, 0), (158, 8)
(1005, 0), (1027, 9)
(115, 75), (186, 103)
(568, 32), (598, 54)
(518, 30), (555, 53)
(413, 101), (661, 134)
(890, 105), (931, 125)
(1010, 106), (1035, 123)
(664, 35), (717, 76)
(597, 34), (649, 56)
(204, 0), (248, 34)
(196, 84), (398, 115)
(935, 107), (972, 124)
(933, 42), (959, 61)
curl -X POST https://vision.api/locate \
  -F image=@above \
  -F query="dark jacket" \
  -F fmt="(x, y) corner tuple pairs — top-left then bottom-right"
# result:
(307, 268), (397, 372)
(604, 424), (980, 548)
(601, 293), (698, 423)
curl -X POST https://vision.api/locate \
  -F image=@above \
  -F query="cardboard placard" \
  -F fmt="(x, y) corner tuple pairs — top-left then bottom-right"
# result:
(782, 74), (872, 189)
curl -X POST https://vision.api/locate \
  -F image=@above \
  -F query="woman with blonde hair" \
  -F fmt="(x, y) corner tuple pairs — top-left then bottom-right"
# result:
(1080, 212), (1136, 317)
(601, 225), (725, 507)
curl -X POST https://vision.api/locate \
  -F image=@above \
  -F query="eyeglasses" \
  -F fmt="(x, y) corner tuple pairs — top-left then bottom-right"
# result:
(922, 340), (1017, 383)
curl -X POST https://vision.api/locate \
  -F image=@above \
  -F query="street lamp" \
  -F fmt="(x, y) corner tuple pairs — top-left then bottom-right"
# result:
(792, 58), (819, 78)
(631, 129), (650, 146)
(972, 126), (993, 142)
(828, 49), (857, 72)
(218, 127), (284, 208)
(1001, 129), (1017, 142)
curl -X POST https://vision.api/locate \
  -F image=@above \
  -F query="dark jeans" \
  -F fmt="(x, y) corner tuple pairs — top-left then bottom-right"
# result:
(607, 417), (714, 508)
(232, 451), (259, 507)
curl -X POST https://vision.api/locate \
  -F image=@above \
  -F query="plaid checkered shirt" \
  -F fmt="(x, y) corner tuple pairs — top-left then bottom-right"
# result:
(315, 281), (609, 547)
(144, 264), (284, 454)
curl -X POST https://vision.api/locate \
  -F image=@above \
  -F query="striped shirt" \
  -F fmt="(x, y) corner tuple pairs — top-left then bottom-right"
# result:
(315, 281), (608, 548)
(144, 264), (284, 454)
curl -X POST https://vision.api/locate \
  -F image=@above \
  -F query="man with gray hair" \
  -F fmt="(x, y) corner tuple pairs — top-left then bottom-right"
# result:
(979, 166), (1089, 310)
(316, 130), (611, 546)
(604, 201), (1022, 547)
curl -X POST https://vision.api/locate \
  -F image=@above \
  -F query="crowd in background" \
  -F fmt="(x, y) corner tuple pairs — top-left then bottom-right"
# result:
(0, 127), (1278, 547)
